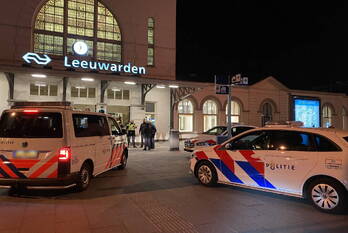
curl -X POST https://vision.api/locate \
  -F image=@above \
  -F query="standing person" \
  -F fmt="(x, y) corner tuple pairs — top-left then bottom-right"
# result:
(126, 120), (137, 148)
(150, 123), (157, 149)
(143, 122), (152, 151)
(139, 119), (147, 148)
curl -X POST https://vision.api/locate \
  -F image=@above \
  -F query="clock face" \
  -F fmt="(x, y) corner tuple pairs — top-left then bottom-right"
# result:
(73, 41), (88, 55)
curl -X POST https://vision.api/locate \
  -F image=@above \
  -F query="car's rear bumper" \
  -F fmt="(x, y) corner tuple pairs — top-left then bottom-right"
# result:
(0, 172), (79, 189)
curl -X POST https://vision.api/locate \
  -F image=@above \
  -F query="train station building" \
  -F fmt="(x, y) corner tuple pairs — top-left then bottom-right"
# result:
(0, 0), (347, 141)
(0, 0), (181, 140)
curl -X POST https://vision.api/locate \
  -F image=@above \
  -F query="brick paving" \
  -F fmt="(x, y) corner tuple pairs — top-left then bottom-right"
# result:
(0, 142), (347, 233)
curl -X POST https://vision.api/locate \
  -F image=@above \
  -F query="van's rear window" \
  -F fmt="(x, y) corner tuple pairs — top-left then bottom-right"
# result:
(0, 112), (63, 138)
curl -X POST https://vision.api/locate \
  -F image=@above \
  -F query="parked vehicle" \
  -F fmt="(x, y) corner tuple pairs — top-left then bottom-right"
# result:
(184, 125), (255, 152)
(0, 102), (128, 191)
(189, 121), (348, 213)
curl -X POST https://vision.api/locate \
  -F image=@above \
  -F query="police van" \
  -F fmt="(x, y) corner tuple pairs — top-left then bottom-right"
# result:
(190, 122), (348, 213)
(0, 102), (128, 191)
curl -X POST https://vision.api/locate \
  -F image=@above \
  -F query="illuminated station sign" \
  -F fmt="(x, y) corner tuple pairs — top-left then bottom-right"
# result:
(23, 41), (146, 75)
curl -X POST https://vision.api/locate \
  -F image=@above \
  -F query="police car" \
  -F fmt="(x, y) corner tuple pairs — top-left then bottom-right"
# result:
(190, 121), (348, 213)
(0, 102), (128, 191)
(184, 125), (256, 152)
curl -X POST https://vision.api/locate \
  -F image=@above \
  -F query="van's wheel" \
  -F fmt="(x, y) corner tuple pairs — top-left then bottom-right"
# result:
(307, 177), (348, 214)
(76, 163), (92, 192)
(196, 161), (217, 186)
(118, 152), (128, 170)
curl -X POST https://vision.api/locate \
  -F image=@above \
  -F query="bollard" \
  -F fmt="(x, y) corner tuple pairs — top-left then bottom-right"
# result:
(169, 129), (179, 151)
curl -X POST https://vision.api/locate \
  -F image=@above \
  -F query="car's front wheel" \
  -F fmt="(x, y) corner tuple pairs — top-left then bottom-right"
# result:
(118, 151), (128, 170)
(196, 161), (217, 186)
(308, 177), (348, 214)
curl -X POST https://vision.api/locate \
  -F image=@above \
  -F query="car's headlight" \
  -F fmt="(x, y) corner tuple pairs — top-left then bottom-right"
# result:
(196, 142), (209, 146)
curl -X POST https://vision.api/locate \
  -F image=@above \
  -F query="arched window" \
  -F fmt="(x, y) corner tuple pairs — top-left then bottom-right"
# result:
(34, 0), (121, 62)
(147, 17), (155, 66)
(261, 102), (273, 126)
(225, 101), (240, 124)
(203, 100), (217, 131)
(178, 99), (193, 132)
(322, 104), (333, 128)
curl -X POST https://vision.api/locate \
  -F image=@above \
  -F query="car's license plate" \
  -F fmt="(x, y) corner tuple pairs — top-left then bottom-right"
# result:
(13, 151), (38, 159)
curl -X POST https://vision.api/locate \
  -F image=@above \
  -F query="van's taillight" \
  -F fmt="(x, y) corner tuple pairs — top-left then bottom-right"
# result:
(59, 147), (71, 161)
(58, 147), (71, 177)
(23, 109), (39, 114)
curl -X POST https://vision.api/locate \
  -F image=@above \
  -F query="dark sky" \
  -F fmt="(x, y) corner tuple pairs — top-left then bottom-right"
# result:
(176, 1), (347, 92)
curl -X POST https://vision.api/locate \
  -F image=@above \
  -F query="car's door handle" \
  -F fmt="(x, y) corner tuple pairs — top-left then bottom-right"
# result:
(279, 156), (307, 161)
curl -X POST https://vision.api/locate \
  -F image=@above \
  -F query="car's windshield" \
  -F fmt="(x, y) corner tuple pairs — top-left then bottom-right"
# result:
(0, 111), (63, 138)
(203, 126), (227, 135)
(222, 126), (254, 136)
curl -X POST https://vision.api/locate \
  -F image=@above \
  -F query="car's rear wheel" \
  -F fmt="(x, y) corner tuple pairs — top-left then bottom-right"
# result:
(196, 161), (217, 186)
(307, 177), (348, 214)
(76, 163), (92, 192)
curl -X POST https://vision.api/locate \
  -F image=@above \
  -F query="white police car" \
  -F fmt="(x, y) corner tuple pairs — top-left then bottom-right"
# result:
(184, 125), (255, 152)
(190, 122), (348, 213)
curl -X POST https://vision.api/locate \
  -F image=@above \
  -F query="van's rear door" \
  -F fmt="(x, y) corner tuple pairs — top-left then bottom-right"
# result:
(0, 110), (64, 179)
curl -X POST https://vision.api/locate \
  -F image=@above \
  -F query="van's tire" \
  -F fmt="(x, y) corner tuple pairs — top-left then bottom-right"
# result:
(307, 177), (348, 214)
(118, 151), (128, 170)
(76, 163), (92, 192)
(196, 161), (217, 186)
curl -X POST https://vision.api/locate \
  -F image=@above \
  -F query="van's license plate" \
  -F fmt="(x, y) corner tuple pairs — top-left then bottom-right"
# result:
(13, 151), (38, 159)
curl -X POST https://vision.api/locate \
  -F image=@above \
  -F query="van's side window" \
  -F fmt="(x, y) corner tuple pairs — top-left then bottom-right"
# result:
(108, 117), (121, 135)
(73, 114), (110, 137)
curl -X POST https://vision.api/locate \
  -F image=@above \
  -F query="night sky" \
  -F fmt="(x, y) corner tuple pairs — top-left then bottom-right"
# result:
(176, 1), (347, 92)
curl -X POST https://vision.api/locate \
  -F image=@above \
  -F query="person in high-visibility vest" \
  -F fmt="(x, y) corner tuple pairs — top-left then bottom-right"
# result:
(126, 120), (137, 147)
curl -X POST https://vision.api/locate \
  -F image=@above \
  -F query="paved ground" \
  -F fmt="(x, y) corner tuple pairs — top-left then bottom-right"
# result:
(1, 142), (348, 233)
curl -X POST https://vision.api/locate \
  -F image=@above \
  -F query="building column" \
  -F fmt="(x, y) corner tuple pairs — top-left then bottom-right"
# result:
(195, 110), (203, 133)
(97, 80), (109, 113)
(62, 77), (69, 102)
(4, 72), (14, 101)
(100, 80), (109, 104)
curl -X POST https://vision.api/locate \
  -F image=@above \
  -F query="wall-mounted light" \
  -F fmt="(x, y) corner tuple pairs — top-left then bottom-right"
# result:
(81, 77), (94, 82)
(31, 74), (47, 78)
(124, 81), (136, 85)
(169, 85), (179, 88)
(156, 85), (166, 89)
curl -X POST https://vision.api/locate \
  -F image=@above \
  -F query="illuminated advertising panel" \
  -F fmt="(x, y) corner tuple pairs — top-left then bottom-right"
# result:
(292, 97), (320, 128)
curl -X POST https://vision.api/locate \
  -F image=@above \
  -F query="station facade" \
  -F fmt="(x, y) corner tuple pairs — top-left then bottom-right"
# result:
(174, 77), (348, 138)
(0, 0), (178, 140)
(0, 0), (347, 142)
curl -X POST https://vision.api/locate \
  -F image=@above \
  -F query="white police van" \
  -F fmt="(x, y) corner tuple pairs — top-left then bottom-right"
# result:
(190, 122), (348, 213)
(0, 102), (128, 191)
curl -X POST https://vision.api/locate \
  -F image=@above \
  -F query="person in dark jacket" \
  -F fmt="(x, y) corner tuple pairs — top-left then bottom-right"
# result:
(143, 122), (152, 151)
(139, 119), (147, 148)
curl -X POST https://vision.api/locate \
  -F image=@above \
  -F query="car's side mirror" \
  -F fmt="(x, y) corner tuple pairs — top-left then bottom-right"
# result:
(112, 130), (119, 136)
